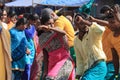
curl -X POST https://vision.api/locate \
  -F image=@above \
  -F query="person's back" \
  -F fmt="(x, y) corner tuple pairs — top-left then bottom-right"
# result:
(54, 15), (75, 47)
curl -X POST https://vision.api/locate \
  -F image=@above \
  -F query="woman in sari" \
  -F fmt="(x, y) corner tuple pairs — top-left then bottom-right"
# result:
(22, 14), (37, 80)
(30, 17), (44, 80)
(38, 15), (75, 80)
(0, 13), (12, 80)
(9, 18), (30, 80)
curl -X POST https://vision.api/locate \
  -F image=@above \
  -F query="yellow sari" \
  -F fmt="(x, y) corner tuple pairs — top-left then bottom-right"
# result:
(0, 37), (6, 80)
(0, 21), (12, 80)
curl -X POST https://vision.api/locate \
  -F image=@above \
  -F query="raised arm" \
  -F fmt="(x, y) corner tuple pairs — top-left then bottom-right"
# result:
(38, 25), (66, 36)
(75, 16), (92, 26)
(89, 16), (109, 27)
(112, 4), (120, 23)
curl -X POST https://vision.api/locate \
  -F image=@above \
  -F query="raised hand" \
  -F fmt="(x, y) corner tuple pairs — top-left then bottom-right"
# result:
(89, 16), (96, 21)
(112, 4), (120, 22)
(75, 16), (84, 24)
(26, 48), (31, 55)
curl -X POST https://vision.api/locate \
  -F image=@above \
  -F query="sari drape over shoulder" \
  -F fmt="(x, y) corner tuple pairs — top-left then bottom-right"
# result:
(10, 27), (28, 71)
(0, 21), (12, 80)
(39, 31), (75, 79)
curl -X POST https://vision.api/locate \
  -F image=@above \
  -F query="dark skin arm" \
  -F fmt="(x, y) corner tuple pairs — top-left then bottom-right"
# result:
(38, 25), (66, 36)
(110, 4), (120, 23)
(111, 48), (119, 75)
(89, 16), (109, 27)
(75, 16), (92, 26)
(90, 4), (120, 27)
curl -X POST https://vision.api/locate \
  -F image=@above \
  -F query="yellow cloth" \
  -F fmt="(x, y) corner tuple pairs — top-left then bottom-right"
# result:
(7, 21), (14, 30)
(107, 32), (120, 58)
(0, 21), (12, 80)
(0, 36), (6, 80)
(54, 16), (75, 47)
(102, 27), (112, 62)
(74, 22), (106, 75)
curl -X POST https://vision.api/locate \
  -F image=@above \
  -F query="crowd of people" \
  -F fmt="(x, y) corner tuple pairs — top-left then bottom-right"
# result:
(0, 3), (120, 80)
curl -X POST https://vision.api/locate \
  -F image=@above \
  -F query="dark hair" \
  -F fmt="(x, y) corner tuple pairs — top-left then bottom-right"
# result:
(8, 11), (16, 18)
(41, 14), (51, 25)
(28, 13), (39, 21)
(41, 8), (53, 18)
(0, 9), (2, 19)
(100, 5), (111, 14)
(16, 18), (27, 27)
(23, 13), (30, 19)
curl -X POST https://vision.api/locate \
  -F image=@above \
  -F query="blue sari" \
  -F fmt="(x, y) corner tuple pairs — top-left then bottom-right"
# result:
(22, 25), (36, 80)
(10, 27), (29, 80)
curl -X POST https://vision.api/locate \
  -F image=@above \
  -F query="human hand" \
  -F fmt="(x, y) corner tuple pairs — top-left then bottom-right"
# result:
(89, 16), (95, 21)
(75, 16), (84, 24)
(106, 4), (120, 22)
(26, 48), (31, 55)
(112, 4), (120, 22)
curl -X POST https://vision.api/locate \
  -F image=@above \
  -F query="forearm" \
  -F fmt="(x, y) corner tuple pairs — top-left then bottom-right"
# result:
(49, 27), (66, 36)
(82, 19), (92, 26)
(92, 18), (109, 27)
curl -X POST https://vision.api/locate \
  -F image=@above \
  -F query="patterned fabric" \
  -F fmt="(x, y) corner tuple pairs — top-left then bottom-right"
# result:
(11, 38), (27, 61)
(45, 59), (73, 80)
(39, 31), (69, 51)
(30, 31), (43, 80)
(39, 31), (54, 49)
(39, 31), (74, 79)
(9, 27), (28, 70)
(30, 51), (43, 80)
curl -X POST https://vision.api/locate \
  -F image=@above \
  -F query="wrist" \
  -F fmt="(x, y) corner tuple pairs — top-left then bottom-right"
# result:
(48, 26), (51, 31)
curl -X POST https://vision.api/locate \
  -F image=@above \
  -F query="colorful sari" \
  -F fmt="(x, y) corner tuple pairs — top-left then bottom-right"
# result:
(30, 31), (43, 80)
(23, 25), (36, 80)
(10, 27), (29, 80)
(39, 31), (75, 80)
